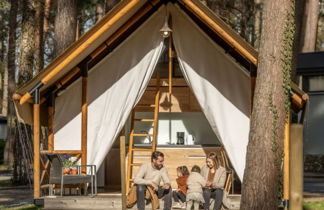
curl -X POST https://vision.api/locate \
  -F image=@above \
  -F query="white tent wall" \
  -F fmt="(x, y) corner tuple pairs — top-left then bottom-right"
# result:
(53, 5), (166, 178)
(53, 2), (250, 184)
(169, 4), (251, 180)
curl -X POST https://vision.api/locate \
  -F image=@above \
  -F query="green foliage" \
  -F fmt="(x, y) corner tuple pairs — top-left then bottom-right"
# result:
(281, 0), (296, 121)
(304, 201), (324, 210)
(0, 0), (10, 11)
(0, 204), (43, 210)
(268, 92), (284, 201)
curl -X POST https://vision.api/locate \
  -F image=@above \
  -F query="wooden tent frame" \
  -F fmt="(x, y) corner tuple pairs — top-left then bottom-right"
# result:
(13, 0), (308, 204)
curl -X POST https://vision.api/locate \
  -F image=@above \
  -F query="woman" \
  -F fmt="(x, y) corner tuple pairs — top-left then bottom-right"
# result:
(201, 152), (226, 210)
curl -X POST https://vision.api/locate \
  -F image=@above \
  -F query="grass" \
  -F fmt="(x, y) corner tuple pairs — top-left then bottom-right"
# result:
(0, 204), (42, 210)
(304, 201), (324, 210)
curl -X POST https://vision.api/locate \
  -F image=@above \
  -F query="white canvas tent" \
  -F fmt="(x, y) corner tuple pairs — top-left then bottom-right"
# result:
(51, 3), (250, 180)
(14, 0), (307, 198)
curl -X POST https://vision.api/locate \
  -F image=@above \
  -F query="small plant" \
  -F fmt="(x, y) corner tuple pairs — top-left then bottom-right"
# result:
(62, 154), (74, 167)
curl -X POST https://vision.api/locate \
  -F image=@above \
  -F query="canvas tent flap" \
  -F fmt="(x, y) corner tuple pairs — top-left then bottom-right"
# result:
(54, 6), (165, 169)
(170, 4), (250, 180)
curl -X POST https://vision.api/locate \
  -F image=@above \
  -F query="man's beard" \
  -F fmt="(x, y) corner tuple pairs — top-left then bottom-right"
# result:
(155, 164), (163, 170)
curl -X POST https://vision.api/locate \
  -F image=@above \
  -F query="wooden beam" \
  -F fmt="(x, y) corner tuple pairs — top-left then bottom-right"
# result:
(40, 159), (50, 184)
(19, 0), (144, 105)
(47, 93), (55, 151)
(180, 0), (257, 65)
(81, 66), (88, 173)
(40, 150), (82, 155)
(120, 134), (126, 210)
(90, 1), (156, 59)
(283, 114), (290, 208)
(33, 93), (41, 198)
(55, 67), (80, 89)
(168, 36), (173, 95)
(13, 93), (46, 104)
(289, 124), (303, 210)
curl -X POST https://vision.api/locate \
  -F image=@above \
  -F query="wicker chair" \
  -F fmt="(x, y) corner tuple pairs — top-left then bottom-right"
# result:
(46, 154), (97, 196)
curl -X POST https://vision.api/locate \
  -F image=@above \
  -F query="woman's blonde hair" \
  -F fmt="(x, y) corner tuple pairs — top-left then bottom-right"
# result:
(206, 152), (222, 169)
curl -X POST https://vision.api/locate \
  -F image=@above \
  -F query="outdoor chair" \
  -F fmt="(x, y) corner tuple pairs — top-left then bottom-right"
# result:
(46, 154), (97, 196)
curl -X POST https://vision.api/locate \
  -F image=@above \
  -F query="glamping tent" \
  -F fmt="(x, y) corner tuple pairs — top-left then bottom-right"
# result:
(13, 0), (307, 199)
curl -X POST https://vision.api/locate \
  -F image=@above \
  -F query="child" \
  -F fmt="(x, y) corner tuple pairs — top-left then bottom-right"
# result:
(186, 165), (206, 210)
(172, 166), (190, 209)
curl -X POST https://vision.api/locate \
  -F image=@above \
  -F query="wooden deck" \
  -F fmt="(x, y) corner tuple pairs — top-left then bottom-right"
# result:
(43, 192), (241, 209)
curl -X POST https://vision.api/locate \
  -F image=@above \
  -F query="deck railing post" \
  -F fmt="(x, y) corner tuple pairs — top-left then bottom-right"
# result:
(289, 124), (303, 210)
(120, 134), (126, 210)
(33, 87), (41, 198)
(81, 61), (88, 173)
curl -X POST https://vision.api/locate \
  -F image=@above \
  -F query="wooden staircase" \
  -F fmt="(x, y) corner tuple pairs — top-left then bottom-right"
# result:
(126, 73), (161, 194)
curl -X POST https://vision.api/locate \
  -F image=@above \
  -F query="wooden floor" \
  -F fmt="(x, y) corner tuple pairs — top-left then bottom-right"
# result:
(43, 192), (241, 209)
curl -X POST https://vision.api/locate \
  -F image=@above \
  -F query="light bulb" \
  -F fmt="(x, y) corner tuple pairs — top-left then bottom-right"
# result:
(162, 31), (170, 38)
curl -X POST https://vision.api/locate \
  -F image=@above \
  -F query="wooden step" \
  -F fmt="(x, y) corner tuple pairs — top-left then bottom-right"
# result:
(132, 148), (153, 152)
(135, 104), (156, 108)
(130, 163), (142, 166)
(134, 118), (155, 122)
(132, 133), (154, 137)
(44, 195), (166, 209)
(44, 194), (241, 209)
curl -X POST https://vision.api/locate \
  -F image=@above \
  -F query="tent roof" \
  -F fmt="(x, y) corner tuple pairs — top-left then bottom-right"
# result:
(14, 0), (307, 110)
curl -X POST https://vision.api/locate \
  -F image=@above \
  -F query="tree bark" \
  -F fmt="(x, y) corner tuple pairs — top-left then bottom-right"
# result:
(4, 0), (18, 168)
(240, 0), (296, 209)
(2, 64), (8, 117)
(18, 0), (36, 86)
(105, 0), (119, 13)
(54, 0), (77, 58)
(253, 0), (263, 48)
(0, 11), (5, 62)
(299, 0), (319, 52)
(43, 0), (52, 36)
(35, 0), (45, 73)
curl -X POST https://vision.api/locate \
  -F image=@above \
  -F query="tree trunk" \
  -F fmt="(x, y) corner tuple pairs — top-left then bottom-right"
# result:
(54, 0), (77, 58)
(240, 0), (296, 209)
(43, 0), (52, 36)
(0, 11), (5, 113)
(2, 64), (8, 117)
(253, 0), (262, 48)
(18, 0), (36, 86)
(105, 0), (119, 13)
(0, 11), (5, 62)
(299, 0), (319, 52)
(4, 0), (18, 168)
(35, 0), (45, 73)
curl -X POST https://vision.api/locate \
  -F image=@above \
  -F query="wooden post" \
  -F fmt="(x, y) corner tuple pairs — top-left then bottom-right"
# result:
(47, 93), (54, 151)
(33, 88), (41, 198)
(81, 64), (88, 172)
(120, 134), (126, 210)
(283, 114), (290, 209)
(168, 35), (173, 95)
(289, 124), (303, 210)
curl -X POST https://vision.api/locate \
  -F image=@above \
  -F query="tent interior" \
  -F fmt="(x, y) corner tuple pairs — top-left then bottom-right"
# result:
(15, 1), (308, 197)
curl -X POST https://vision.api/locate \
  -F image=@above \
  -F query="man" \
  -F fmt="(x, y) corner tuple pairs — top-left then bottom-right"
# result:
(134, 151), (172, 210)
